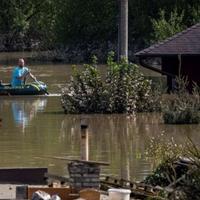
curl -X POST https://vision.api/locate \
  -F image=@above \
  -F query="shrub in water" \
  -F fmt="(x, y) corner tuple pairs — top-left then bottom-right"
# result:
(162, 77), (200, 124)
(61, 56), (108, 113)
(61, 53), (157, 114)
(105, 53), (153, 113)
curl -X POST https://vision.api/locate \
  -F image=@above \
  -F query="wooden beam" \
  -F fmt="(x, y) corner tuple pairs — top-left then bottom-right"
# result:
(42, 156), (109, 166)
(139, 58), (175, 78)
(0, 167), (47, 184)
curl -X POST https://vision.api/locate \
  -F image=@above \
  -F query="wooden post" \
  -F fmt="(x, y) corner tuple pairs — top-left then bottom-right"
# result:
(118, 0), (128, 61)
(80, 122), (89, 161)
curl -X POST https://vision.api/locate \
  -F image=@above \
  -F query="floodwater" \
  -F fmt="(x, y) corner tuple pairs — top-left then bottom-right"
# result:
(0, 53), (200, 182)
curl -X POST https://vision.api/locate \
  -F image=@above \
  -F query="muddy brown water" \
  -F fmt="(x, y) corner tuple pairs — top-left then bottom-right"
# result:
(0, 53), (200, 182)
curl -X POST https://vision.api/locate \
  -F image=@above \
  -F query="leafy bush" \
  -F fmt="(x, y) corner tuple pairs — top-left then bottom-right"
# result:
(61, 53), (160, 114)
(162, 77), (200, 124)
(61, 56), (108, 114)
(105, 53), (155, 113)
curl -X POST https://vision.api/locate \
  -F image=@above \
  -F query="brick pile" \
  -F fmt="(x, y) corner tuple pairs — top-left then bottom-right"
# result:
(68, 161), (100, 190)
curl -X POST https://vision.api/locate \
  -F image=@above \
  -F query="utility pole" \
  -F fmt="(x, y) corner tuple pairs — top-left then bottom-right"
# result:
(118, 0), (128, 61)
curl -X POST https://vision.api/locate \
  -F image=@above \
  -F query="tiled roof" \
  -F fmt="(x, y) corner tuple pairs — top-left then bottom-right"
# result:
(135, 23), (200, 56)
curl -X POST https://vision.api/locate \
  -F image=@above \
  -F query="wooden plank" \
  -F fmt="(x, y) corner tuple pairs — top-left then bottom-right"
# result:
(80, 188), (100, 200)
(139, 58), (175, 78)
(0, 184), (18, 199)
(70, 159), (109, 166)
(43, 156), (109, 166)
(0, 167), (47, 184)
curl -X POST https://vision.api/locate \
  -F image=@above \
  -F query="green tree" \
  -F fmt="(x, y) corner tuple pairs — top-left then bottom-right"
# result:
(151, 8), (185, 42)
(0, 0), (58, 49)
(54, 0), (117, 44)
(0, 0), (200, 53)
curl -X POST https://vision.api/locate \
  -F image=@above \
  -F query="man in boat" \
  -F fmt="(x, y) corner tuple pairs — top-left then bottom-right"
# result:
(11, 58), (37, 87)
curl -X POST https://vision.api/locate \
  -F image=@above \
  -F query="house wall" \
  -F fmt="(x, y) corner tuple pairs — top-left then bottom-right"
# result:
(162, 55), (200, 92)
(162, 56), (179, 91)
(181, 56), (200, 86)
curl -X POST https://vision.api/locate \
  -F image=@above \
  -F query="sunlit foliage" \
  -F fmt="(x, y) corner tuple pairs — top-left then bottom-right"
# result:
(61, 53), (158, 114)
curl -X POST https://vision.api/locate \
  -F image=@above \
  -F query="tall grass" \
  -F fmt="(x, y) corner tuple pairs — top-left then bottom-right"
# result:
(162, 77), (200, 124)
(145, 135), (200, 200)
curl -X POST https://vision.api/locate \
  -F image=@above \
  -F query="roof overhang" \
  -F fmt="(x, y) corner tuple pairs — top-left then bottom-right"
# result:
(135, 53), (200, 57)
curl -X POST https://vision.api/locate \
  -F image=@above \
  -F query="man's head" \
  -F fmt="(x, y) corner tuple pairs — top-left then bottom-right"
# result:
(18, 58), (25, 68)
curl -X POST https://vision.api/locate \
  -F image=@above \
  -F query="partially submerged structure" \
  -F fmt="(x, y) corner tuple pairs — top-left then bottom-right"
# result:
(135, 23), (200, 91)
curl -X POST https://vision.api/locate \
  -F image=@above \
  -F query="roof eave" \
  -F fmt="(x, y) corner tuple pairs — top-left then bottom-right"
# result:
(135, 53), (200, 57)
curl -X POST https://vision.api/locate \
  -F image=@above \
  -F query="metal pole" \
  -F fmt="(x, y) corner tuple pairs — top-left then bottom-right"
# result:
(118, 0), (128, 61)
(80, 121), (89, 161)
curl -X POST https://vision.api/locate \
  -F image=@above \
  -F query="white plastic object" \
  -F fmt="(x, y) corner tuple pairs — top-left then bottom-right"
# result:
(108, 188), (131, 200)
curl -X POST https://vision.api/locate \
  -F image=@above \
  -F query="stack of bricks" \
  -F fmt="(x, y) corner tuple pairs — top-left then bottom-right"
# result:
(68, 161), (100, 190)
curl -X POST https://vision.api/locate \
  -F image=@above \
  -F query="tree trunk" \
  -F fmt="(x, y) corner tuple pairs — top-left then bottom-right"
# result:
(118, 0), (128, 61)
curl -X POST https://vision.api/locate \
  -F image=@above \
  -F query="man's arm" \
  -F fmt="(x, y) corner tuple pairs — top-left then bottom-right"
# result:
(29, 72), (37, 82)
(24, 68), (37, 82)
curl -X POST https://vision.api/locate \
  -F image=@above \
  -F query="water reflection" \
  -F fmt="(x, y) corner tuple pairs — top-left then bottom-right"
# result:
(3, 97), (47, 133)
(59, 114), (156, 181)
(1, 95), (200, 181)
(59, 113), (200, 181)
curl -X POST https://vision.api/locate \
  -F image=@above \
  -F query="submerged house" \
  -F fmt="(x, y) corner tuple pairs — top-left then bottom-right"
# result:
(135, 23), (200, 91)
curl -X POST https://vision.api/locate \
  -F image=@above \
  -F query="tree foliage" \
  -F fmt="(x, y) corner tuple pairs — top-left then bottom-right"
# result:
(54, 0), (117, 44)
(0, 0), (200, 51)
(151, 8), (185, 42)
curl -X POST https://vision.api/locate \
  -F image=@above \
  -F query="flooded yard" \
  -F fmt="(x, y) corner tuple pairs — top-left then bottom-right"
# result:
(0, 53), (200, 182)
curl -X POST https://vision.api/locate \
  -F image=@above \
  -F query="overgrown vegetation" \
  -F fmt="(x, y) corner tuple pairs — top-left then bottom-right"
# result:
(162, 77), (200, 124)
(146, 134), (184, 165)
(61, 53), (161, 114)
(145, 135), (200, 200)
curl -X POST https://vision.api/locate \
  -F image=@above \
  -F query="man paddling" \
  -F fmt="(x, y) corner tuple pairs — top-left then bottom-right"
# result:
(11, 58), (37, 87)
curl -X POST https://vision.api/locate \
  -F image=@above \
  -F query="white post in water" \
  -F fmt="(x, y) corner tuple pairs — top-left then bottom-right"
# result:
(80, 120), (89, 161)
(119, 0), (128, 61)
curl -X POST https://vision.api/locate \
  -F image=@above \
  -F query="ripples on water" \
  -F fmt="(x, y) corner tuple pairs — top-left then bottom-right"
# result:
(0, 54), (200, 182)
